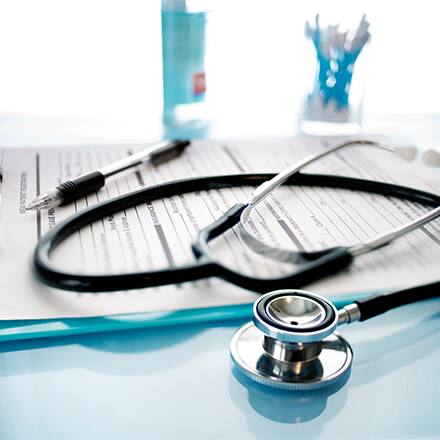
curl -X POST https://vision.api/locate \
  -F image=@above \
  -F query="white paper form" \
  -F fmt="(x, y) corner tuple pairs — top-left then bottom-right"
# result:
(0, 138), (439, 320)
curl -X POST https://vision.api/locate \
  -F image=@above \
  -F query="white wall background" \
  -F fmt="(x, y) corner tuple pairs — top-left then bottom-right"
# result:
(0, 0), (438, 122)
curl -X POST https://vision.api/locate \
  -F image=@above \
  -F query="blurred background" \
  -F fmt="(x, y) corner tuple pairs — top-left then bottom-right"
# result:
(0, 0), (438, 145)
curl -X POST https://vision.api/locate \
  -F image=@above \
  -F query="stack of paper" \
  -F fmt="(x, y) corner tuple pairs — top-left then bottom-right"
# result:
(0, 137), (439, 321)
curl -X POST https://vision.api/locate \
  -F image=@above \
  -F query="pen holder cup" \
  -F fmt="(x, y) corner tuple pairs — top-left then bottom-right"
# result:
(298, 16), (370, 136)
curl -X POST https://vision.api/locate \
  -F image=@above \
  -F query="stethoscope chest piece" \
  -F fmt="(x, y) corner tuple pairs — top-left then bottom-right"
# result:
(230, 290), (353, 390)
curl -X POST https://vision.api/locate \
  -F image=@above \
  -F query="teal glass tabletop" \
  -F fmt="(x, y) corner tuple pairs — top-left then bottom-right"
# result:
(1, 299), (439, 439)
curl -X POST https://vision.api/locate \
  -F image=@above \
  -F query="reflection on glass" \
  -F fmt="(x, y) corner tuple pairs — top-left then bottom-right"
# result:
(230, 365), (349, 424)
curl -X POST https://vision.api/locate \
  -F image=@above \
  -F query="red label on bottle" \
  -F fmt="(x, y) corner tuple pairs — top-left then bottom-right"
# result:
(193, 72), (206, 95)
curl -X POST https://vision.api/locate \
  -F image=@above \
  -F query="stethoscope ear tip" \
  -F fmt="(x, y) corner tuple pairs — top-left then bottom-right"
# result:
(422, 149), (440, 167)
(395, 145), (418, 162)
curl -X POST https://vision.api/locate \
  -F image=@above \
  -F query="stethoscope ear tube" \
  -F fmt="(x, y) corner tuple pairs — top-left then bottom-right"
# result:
(192, 201), (355, 293)
(354, 280), (440, 321)
(194, 246), (354, 294)
(191, 203), (247, 259)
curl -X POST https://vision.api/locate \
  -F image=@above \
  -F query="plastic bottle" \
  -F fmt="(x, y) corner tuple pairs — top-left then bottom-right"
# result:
(161, 0), (209, 127)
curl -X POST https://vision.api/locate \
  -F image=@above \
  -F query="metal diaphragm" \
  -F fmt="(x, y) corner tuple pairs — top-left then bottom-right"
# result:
(230, 290), (352, 390)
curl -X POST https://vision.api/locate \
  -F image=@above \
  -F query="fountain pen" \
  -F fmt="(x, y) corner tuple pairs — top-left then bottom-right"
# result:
(26, 139), (190, 211)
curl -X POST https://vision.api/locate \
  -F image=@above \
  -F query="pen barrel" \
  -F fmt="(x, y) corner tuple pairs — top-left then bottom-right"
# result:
(58, 171), (105, 205)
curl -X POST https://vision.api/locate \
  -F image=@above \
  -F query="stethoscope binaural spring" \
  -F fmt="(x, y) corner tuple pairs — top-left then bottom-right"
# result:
(230, 283), (440, 390)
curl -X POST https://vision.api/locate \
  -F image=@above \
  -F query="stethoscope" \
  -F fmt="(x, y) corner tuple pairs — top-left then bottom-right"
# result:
(34, 138), (440, 294)
(32, 138), (440, 390)
(229, 284), (439, 390)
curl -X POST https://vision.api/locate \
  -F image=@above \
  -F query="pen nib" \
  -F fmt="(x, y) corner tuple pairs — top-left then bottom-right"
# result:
(26, 189), (62, 211)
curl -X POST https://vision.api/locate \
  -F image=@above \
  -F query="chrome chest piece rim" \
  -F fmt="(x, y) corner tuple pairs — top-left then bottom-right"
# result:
(230, 290), (353, 390)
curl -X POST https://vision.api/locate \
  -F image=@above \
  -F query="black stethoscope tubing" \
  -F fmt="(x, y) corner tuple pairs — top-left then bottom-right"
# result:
(34, 172), (440, 293)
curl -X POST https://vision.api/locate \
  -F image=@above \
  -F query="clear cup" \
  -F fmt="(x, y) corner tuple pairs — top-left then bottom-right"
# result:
(298, 15), (370, 136)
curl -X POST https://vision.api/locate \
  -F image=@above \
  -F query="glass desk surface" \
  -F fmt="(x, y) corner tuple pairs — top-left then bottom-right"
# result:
(1, 111), (439, 438)
(0, 300), (439, 439)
